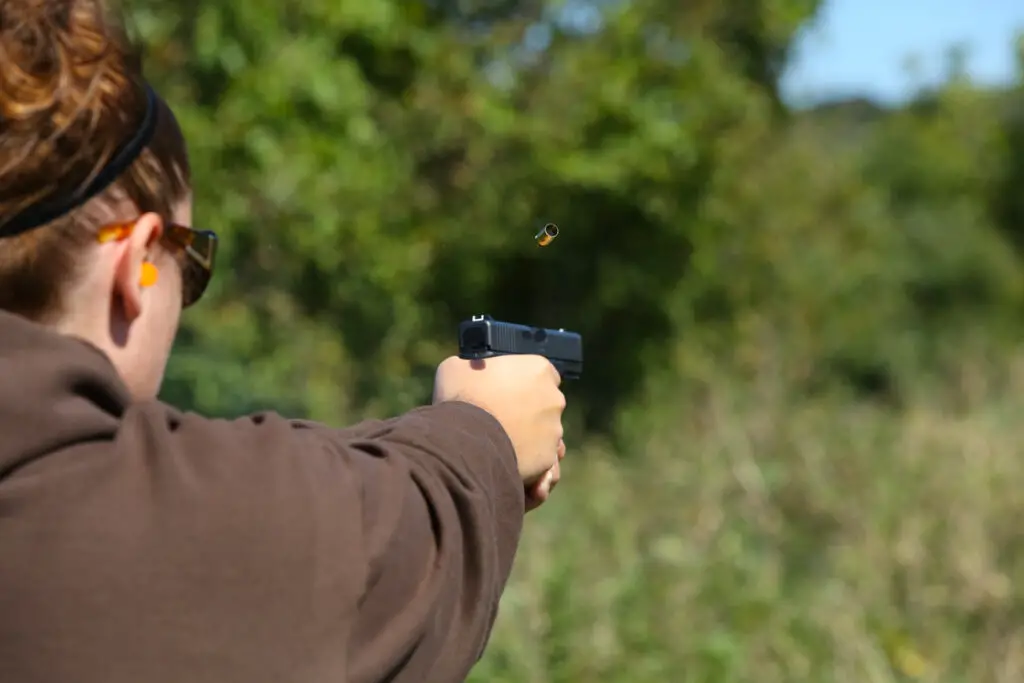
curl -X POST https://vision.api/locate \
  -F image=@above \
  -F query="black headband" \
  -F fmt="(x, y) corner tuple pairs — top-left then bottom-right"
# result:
(0, 84), (160, 237)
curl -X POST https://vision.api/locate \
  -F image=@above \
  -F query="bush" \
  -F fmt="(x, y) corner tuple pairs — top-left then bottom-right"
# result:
(476, 357), (1024, 682)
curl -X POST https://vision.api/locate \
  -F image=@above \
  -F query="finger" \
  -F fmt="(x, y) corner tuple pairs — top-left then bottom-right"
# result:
(525, 483), (548, 511)
(525, 468), (556, 512)
(547, 461), (560, 488)
(543, 358), (563, 387)
(537, 467), (555, 492)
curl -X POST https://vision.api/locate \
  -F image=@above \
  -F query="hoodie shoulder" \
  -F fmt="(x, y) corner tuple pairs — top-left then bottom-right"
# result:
(0, 312), (525, 683)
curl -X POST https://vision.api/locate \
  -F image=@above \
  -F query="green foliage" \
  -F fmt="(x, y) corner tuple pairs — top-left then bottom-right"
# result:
(474, 368), (1024, 682)
(127, 0), (1024, 679)
(138, 0), (838, 428)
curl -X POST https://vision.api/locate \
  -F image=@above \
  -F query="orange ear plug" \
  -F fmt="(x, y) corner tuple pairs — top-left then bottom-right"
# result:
(140, 262), (159, 288)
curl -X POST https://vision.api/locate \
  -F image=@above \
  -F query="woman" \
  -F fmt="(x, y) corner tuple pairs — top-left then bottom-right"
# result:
(0, 1), (567, 682)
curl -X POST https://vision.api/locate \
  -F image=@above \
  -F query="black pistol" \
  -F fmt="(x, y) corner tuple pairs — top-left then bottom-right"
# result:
(458, 314), (583, 380)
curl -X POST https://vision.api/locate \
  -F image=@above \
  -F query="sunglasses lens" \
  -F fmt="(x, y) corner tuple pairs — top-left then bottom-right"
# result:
(178, 230), (217, 308)
(182, 261), (211, 307)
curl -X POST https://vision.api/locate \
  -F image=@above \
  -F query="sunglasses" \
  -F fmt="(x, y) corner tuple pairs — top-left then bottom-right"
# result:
(97, 220), (218, 308)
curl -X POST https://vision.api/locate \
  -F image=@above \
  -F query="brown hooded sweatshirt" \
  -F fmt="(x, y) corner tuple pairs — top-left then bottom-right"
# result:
(0, 310), (525, 683)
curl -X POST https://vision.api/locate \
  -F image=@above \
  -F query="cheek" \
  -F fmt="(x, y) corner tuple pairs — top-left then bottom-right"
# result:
(150, 261), (184, 344)
(157, 252), (185, 307)
(127, 275), (182, 399)
(162, 264), (185, 330)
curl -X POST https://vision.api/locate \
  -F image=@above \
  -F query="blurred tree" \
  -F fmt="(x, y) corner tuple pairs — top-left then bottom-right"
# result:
(125, 0), (1023, 445)
(127, 0), (823, 431)
(991, 39), (1024, 254)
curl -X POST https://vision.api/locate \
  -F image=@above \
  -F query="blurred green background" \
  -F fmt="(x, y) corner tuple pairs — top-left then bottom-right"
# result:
(132, 0), (1024, 679)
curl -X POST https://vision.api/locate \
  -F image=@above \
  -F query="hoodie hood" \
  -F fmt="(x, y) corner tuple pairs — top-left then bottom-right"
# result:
(0, 310), (129, 476)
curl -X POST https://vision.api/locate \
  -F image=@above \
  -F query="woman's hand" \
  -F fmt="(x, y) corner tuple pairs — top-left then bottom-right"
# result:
(525, 438), (565, 512)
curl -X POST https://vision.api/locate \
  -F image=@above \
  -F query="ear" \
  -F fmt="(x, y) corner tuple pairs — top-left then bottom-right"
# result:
(113, 212), (163, 323)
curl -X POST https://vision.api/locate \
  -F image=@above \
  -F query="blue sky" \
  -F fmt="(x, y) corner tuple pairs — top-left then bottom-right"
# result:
(782, 0), (1024, 104)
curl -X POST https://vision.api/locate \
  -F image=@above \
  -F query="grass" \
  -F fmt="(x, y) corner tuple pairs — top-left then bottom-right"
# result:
(469, 357), (1024, 683)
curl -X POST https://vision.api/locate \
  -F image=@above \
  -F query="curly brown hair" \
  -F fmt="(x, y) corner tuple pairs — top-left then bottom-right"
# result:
(0, 0), (190, 321)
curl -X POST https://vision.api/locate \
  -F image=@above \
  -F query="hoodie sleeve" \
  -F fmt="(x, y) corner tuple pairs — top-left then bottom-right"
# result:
(229, 401), (526, 683)
(87, 400), (523, 683)
(284, 402), (525, 682)
(325, 403), (525, 683)
(0, 316), (525, 683)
